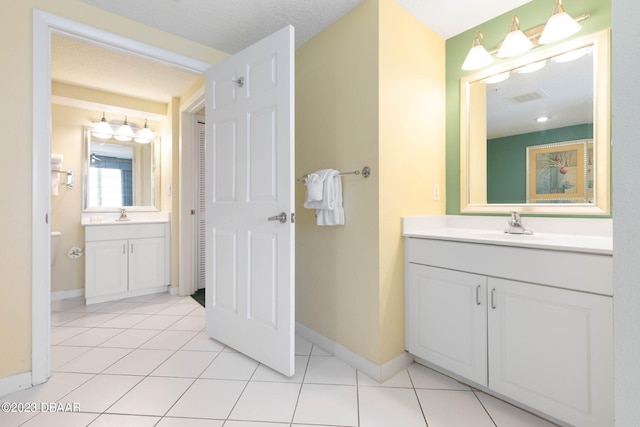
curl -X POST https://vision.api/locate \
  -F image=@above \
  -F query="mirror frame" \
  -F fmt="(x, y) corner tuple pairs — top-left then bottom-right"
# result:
(460, 29), (611, 215)
(82, 126), (161, 212)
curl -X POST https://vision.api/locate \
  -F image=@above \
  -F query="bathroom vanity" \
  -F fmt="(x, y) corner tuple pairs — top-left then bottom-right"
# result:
(83, 215), (170, 304)
(403, 216), (613, 427)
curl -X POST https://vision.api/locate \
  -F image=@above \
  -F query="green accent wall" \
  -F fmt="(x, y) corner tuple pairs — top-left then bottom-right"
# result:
(445, 0), (612, 214)
(487, 124), (593, 203)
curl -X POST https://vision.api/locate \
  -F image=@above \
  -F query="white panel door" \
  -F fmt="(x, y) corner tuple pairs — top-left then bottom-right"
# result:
(406, 264), (488, 385)
(205, 26), (295, 376)
(488, 278), (614, 427)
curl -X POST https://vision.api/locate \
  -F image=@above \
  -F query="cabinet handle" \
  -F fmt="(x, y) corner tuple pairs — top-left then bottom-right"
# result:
(476, 285), (481, 305)
(491, 288), (497, 309)
(130, 243), (134, 254)
(122, 244), (126, 255)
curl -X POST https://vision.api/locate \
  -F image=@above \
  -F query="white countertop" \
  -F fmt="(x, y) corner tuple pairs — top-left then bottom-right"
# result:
(403, 215), (613, 255)
(81, 211), (170, 226)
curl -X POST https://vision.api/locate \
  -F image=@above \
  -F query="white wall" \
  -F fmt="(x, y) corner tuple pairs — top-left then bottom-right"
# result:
(612, 0), (640, 424)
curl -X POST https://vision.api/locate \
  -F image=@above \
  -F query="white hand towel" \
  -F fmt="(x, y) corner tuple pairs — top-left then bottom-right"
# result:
(51, 154), (63, 196)
(304, 173), (323, 203)
(51, 154), (64, 165)
(317, 171), (345, 226)
(303, 169), (335, 210)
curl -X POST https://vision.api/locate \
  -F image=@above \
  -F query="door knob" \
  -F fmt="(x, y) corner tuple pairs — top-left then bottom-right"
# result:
(267, 212), (287, 223)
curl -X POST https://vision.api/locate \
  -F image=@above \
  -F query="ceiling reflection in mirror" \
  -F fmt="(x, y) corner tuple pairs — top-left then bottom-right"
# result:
(486, 48), (592, 141)
(460, 30), (610, 215)
(83, 128), (159, 211)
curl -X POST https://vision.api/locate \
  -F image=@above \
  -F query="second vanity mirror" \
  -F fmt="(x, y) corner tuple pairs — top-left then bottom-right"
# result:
(83, 127), (160, 211)
(460, 29), (610, 215)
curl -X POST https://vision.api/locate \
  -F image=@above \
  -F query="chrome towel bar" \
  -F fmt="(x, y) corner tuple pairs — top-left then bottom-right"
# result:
(297, 166), (371, 183)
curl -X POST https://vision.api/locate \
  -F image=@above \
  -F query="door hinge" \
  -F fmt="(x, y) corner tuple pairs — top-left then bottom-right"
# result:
(191, 209), (196, 215)
(291, 212), (295, 223)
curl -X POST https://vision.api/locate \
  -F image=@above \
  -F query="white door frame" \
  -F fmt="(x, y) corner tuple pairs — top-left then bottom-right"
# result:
(179, 86), (206, 297)
(32, 10), (211, 385)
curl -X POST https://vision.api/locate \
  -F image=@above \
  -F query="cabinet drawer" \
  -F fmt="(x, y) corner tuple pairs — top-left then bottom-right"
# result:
(85, 223), (167, 241)
(406, 238), (612, 296)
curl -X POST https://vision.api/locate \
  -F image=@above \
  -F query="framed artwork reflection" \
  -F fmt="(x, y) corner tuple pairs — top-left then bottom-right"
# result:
(526, 139), (592, 203)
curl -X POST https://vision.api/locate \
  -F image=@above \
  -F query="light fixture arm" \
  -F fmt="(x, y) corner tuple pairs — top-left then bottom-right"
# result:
(551, 0), (566, 16)
(508, 15), (521, 33)
(472, 30), (485, 48)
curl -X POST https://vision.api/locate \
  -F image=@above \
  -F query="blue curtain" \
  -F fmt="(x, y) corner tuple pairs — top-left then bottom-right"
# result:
(92, 155), (133, 206)
(121, 170), (133, 206)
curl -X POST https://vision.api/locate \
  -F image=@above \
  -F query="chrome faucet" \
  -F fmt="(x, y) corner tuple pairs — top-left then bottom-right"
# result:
(504, 211), (533, 235)
(116, 208), (130, 221)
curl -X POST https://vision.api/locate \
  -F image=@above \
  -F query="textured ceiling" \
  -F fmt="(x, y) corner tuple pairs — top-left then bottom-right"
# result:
(79, 0), (533, 53)
(79, 0), (366, 54)
(59, 0), (534, 106)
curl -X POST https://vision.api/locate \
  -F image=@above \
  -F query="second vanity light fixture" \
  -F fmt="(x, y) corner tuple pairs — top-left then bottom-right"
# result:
(461, 0), (586, 71)
(92, 113), (155, 144)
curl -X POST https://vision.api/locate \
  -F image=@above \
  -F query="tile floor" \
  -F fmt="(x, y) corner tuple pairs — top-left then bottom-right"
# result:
(1, 293), (558, 427)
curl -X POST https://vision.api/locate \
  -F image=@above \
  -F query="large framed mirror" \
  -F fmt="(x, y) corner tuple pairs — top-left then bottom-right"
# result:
(83, 127), (160, 211)
(460, 29), (610, 215)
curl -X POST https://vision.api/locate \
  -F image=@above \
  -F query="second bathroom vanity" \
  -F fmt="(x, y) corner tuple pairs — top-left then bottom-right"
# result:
(403, 216), (613, 427)
(83, 212), (170, 304)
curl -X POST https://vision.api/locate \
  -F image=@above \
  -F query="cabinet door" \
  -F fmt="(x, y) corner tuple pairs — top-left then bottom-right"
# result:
(488, 278), (614, 427)
(85, 239), (128, 297)
(129, 237), (166, 290)
(406, 264), (488, 385)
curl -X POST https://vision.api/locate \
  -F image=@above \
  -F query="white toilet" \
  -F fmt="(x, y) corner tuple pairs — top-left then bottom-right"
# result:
(51, 231), (62, 267)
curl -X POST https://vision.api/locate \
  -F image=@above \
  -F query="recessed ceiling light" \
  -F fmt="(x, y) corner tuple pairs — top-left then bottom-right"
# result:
(536, 116), (550, 123)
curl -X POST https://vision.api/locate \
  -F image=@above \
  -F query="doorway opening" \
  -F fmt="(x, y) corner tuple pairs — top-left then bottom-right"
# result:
(33, 9), (211, 385)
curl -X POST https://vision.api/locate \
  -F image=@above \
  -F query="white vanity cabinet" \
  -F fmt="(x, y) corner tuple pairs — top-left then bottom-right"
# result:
(405, 237), (614, 427)
(487, 277), (613, 426)
(406, 263), (488, 386)
(85, 223), (170, 304)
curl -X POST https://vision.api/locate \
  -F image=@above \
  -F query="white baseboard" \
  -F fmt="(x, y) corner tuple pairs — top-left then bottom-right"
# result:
(86, 286), (167, 305)
(0, 371), (32, 398)
(295, 322), (413, 383)
(51, 288), (84, 301)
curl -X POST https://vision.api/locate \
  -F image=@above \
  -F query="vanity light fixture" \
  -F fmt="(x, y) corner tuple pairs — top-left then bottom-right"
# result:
(114, 116), (135, 142)
(134, 119), (155, 144)
(461, 1), (587, 70)
(92, 112), (113, 139)
(497, 15), (534, 59)
(462, 31), (493, 71)
(93, 115), (155, 144)
(539, 0), (581, 45)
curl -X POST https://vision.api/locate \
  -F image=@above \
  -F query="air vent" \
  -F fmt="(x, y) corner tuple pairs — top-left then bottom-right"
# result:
(508, 90), (546, 104)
